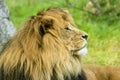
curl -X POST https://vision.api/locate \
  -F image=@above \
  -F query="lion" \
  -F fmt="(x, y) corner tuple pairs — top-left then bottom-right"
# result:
(0, 8), (120, 80)
(0, 8), (88, 80)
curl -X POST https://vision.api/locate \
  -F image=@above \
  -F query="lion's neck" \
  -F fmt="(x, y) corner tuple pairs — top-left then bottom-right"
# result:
(49, 55), (82, 80)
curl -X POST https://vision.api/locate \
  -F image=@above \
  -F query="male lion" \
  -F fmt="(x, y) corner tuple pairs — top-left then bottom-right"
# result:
(0, 8), (88, 80)
(0, 8), (120, 80)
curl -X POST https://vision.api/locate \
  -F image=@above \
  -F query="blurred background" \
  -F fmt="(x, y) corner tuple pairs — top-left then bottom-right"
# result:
(5, 0), (120, 65)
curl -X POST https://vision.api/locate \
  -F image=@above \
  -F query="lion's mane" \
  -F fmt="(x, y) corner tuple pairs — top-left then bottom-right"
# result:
(0, 8), (85, 80)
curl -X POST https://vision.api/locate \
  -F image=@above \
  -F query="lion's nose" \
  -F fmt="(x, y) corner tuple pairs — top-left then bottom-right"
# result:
(82, 34), (88, 40)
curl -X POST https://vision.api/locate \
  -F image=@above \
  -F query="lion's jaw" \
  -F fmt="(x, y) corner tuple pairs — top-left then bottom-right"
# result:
(77, 46), (88, 56)
(75, 40), (88, 56)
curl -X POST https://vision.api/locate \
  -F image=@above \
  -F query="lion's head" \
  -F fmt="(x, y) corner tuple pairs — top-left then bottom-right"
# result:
(0, 8), (88, 80)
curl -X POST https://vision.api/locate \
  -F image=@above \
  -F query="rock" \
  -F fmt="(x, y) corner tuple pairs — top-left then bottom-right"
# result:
(0, 0), (16, 52)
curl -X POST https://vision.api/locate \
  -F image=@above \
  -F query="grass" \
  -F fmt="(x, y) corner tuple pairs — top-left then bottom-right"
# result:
(5, 0), (120, 65)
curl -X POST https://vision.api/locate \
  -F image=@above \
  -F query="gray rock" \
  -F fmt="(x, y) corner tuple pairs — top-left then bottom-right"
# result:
(0, 0), (9, 18)
(0, 0), (16, 52)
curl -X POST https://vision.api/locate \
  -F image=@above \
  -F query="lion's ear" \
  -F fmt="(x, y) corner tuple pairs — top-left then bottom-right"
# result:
(39, 18), (54, 36)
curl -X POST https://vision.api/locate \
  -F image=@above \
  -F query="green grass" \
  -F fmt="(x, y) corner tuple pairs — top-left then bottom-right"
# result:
(5, 0), (120, 65)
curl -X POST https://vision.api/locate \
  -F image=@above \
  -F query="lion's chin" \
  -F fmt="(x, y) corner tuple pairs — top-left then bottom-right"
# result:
(77, 47), (88, 56)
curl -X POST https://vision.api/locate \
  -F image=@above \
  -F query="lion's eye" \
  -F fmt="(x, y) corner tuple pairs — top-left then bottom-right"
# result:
(65, 27), (72, 31)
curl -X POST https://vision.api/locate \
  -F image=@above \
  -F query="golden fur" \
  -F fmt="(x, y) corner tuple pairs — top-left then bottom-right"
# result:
(83, 65), (120, 80)
(0, 8), (87, 80)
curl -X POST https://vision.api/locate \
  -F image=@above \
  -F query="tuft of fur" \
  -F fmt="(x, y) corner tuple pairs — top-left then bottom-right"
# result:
(0, 8), (87, 80)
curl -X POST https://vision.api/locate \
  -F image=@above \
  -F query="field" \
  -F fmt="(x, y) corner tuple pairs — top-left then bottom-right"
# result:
(5, 0), (120, 65)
